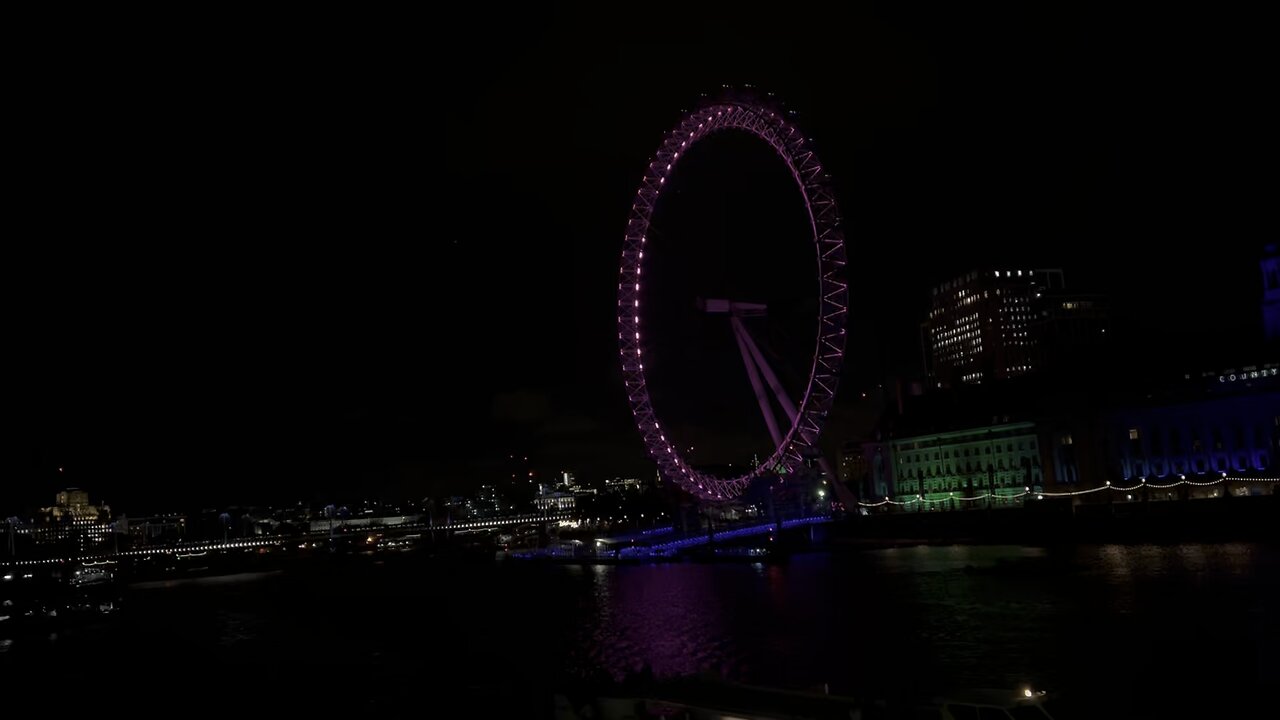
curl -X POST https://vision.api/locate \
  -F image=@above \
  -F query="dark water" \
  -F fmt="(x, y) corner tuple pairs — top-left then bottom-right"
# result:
(4, 544), (1278, 716)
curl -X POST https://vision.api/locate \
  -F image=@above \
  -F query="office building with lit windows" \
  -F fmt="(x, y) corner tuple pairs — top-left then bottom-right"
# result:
(923, 269), (1106, 387)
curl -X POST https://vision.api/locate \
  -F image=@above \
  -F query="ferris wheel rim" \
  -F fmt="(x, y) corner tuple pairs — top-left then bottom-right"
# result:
(617, 96), (848, 500)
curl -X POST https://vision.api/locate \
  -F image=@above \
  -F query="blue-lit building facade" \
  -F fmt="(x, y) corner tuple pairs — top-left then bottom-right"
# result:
(1102, 366), (1279, 494)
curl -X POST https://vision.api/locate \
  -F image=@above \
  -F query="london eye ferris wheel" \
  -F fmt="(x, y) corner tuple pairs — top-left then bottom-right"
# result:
(617, 93), (849, 501)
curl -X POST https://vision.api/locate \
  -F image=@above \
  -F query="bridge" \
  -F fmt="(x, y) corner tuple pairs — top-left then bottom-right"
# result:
(517, 515), (834, 560)
(616, 515), (832, 558)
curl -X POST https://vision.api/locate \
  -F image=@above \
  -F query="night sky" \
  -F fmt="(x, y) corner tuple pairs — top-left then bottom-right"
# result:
(6, 4), (1268, 513)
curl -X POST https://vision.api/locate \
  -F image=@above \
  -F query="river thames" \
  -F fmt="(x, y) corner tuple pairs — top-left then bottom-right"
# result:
(3, 543), (1276, 717)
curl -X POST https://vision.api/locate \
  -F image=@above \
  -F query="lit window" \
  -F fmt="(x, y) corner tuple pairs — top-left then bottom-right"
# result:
(1128, 428), (1140, 440)
(1062, 434), (1073, 446)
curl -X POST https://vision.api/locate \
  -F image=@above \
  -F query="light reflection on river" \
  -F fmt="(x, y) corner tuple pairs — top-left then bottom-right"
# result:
(569, 543), (1276, 702)
(3, 543), (1276, 715)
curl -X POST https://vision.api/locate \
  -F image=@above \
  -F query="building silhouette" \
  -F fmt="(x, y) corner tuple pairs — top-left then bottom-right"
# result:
(1263, 243), (1280, 342)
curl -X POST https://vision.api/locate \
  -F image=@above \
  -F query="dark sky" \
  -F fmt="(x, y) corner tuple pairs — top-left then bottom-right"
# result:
(5, 3), (1270, 512)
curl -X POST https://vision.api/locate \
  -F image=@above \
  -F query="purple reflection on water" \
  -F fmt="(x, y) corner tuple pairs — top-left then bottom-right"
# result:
(583, 563), (740, 679)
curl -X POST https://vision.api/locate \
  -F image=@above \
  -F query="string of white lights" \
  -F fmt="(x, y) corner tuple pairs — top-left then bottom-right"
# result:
(860, 491), (1030, 507)
(857, 475), (1279, 507)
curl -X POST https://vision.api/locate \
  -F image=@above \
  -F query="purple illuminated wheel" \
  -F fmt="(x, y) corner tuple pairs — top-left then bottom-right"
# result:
(617, 96), (848, 501)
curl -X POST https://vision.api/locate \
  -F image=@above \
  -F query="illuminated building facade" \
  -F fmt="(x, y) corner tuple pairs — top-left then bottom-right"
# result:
(923, 269), (1106, 387)
(21, 519), (114, 551)
(45, 488), (108, 522)
(1103, 369), (1279, 486)
(889, 422), (1045, 509)
(19, 488), (117, 552)
(533, 492), (576, 512)
(55, 489), (90, 511)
